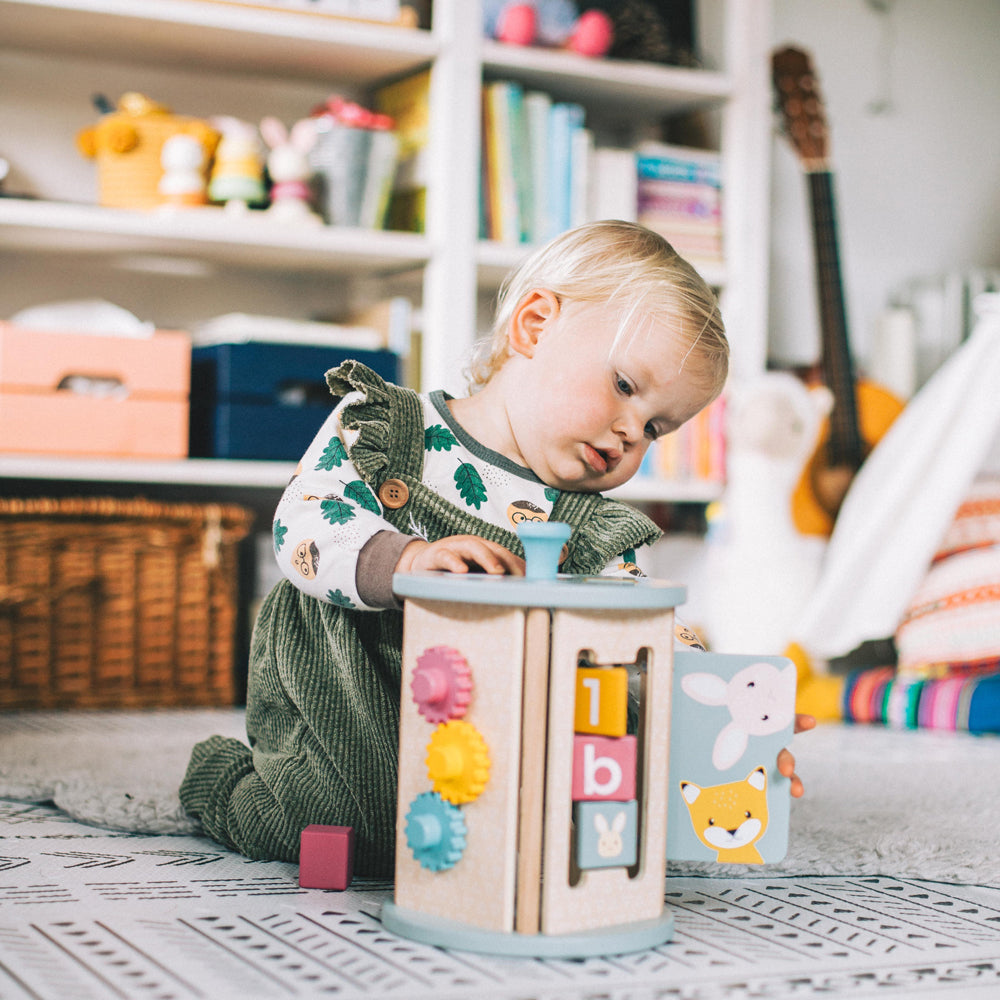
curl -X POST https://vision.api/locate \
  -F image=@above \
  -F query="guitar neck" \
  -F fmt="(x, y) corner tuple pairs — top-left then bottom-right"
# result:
(807, 168), (864, 468)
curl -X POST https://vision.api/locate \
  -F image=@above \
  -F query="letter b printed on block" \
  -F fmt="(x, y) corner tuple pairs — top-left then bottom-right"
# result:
(571, 734), (636, 801)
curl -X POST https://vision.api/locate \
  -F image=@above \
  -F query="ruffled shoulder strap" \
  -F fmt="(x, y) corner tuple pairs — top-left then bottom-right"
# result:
(325, 360), (425, 485)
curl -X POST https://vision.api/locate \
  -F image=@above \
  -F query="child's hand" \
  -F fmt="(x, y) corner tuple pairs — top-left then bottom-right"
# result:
(396, 536), (525, 577)
(777, 713), (816, 798)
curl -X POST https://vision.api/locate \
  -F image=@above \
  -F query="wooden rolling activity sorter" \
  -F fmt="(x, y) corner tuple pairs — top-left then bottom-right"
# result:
(381, 523), (796, 957)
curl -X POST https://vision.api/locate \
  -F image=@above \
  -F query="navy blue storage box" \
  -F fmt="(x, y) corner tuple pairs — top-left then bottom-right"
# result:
(189, 343), (401, 460)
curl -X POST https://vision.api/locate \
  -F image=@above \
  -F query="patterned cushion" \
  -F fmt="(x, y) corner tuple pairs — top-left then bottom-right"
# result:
(896, 475), (1000, 676)
(934, 475), (1000, 561)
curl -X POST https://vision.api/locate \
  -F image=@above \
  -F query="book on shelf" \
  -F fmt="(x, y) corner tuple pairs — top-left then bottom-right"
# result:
(480, 82), (587, 245)
(524, 90), (552, 244)
(374, 69), (430, 233)
(635, 142), (724, 267)
(482, 80), (522, 245)
(545, 100), (585, 240)
(643, 394), (726, 485)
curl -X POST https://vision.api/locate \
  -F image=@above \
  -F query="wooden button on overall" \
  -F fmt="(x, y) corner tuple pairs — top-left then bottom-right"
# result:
(379, 479), (409, 509)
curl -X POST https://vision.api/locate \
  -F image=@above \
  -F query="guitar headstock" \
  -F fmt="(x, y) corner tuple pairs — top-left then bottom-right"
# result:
(772, 46), (829, 170)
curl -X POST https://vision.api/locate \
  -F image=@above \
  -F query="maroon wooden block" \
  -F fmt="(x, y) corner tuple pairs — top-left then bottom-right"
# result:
(299, 824), (355, 890)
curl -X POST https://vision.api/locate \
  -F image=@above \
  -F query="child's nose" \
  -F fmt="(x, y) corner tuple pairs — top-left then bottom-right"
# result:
(613, 409), (643, 443)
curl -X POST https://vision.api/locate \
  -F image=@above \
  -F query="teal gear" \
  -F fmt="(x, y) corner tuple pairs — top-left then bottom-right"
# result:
(404, 791), (467, 871)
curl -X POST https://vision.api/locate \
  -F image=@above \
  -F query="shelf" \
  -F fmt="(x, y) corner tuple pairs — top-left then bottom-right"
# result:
(0, 198), (432, 276)
(481, 40), (731, 117)
(0, 454), (721, 503)
(0, 0), (438, 84)
(0, 455), (295, 489)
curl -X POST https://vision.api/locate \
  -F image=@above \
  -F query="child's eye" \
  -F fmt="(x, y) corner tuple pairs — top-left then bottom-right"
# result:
(644, 422), (659, 440)
(615, 374), (633, 396)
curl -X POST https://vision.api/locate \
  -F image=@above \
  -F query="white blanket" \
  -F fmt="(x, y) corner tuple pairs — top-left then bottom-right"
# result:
(793, 294), (1000, 661)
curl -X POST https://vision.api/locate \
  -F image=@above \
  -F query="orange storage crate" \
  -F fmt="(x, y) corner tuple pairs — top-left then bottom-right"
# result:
(0, 497), (254, 709)
(0, 323), (190, 458)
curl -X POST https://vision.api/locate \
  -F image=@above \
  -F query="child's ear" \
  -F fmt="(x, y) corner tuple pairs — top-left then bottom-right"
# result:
(508, 289), (560, 359)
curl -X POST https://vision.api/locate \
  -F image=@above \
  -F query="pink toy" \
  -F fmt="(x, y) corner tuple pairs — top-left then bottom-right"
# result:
(487, 1), (612, 58)
(259, 115), (322, 224)
(299, 824), (355, 890)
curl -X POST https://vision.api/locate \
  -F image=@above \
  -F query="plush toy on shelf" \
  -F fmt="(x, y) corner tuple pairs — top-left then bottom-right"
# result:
(483, 0), (613, 58)
(208, 116), (266, 213)
(259, 115), (323, 225)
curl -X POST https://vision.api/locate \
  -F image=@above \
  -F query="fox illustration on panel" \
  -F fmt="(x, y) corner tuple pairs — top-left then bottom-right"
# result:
(679, 767), (769, 864)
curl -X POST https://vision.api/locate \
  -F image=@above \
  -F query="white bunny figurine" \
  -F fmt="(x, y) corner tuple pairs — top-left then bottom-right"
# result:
(259, 115), (322, 224)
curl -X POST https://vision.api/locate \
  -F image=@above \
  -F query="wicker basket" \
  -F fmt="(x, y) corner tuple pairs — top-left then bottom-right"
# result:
(0, 497), (254, 710)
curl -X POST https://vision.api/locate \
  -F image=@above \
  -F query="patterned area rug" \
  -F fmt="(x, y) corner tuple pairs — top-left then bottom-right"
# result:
(1, 711), (998, 887)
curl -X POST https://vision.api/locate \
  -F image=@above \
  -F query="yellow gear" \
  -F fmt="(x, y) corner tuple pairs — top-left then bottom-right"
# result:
(425, 720), (490, 804)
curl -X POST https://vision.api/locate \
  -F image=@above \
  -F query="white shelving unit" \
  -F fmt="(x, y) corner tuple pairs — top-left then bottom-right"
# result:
(0, 0), (770, 504)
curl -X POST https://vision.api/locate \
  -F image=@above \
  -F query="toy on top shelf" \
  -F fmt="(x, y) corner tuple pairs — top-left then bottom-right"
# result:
(76, 93), (218, 210)
(208, 116), (266, 213)
(483, 0), (613, 58)
(259, 115), (323, 225)
(308, 96), (399, 229)
(158, 133), (210, 209)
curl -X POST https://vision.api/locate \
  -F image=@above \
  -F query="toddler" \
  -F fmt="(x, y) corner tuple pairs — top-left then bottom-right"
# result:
(181, 221), (808, 876)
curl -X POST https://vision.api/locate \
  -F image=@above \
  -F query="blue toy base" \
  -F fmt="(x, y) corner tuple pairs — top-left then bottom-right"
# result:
(380, 901), (674, 957)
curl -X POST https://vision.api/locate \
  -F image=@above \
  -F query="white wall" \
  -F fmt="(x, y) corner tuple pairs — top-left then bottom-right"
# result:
(768, 0), (1000, 377)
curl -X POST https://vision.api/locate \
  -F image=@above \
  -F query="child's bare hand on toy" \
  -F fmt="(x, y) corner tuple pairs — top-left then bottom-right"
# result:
(397, 535), (525, 577)
(778, 713), (816, 798)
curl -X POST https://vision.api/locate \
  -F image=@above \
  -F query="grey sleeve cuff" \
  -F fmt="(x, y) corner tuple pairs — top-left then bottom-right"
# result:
(356, 530), (417, 609)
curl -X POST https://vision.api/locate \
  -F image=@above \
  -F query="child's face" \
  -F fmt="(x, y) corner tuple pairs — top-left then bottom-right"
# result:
(506, 297), (716, 493)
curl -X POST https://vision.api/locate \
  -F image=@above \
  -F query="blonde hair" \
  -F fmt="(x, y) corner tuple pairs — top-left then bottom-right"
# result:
(467, 220), (728, 396)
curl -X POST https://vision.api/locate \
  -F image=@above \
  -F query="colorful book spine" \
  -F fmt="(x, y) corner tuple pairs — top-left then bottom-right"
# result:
(524, 90), (552, 244)
(645, 395), (726, 484)
(635, 142), (724, 266)
(546, 101), (585, 240)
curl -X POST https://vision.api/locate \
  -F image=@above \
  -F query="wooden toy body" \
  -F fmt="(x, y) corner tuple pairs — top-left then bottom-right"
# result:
(387, 572), (684, 954)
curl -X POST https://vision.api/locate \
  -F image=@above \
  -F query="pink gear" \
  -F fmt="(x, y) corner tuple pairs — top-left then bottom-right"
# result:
(411, 646), (473, 723)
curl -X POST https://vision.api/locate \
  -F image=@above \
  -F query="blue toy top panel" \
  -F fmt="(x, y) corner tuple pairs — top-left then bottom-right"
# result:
(392, 572), (687, 610)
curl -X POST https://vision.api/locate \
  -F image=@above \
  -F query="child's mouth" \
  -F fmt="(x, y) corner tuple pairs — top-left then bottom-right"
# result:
(583, 444), (614, 474)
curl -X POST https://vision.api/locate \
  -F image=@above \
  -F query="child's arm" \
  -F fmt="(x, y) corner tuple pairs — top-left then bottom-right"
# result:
(273, 396), (415, 610)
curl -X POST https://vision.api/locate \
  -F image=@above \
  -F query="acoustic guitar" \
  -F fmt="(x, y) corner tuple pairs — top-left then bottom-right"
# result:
(772, 46), (903, 537)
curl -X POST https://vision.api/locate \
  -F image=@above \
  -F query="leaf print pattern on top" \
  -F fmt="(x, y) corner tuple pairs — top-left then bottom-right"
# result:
(425, 424), (458, 452)
(273, 519), (288, 551)
(327, 589), (356, 608)
(321, 496), (356, 525)
(343, 480), (381, 513)
(454, 461), (488, 510)
(316, 437), (348, 471)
